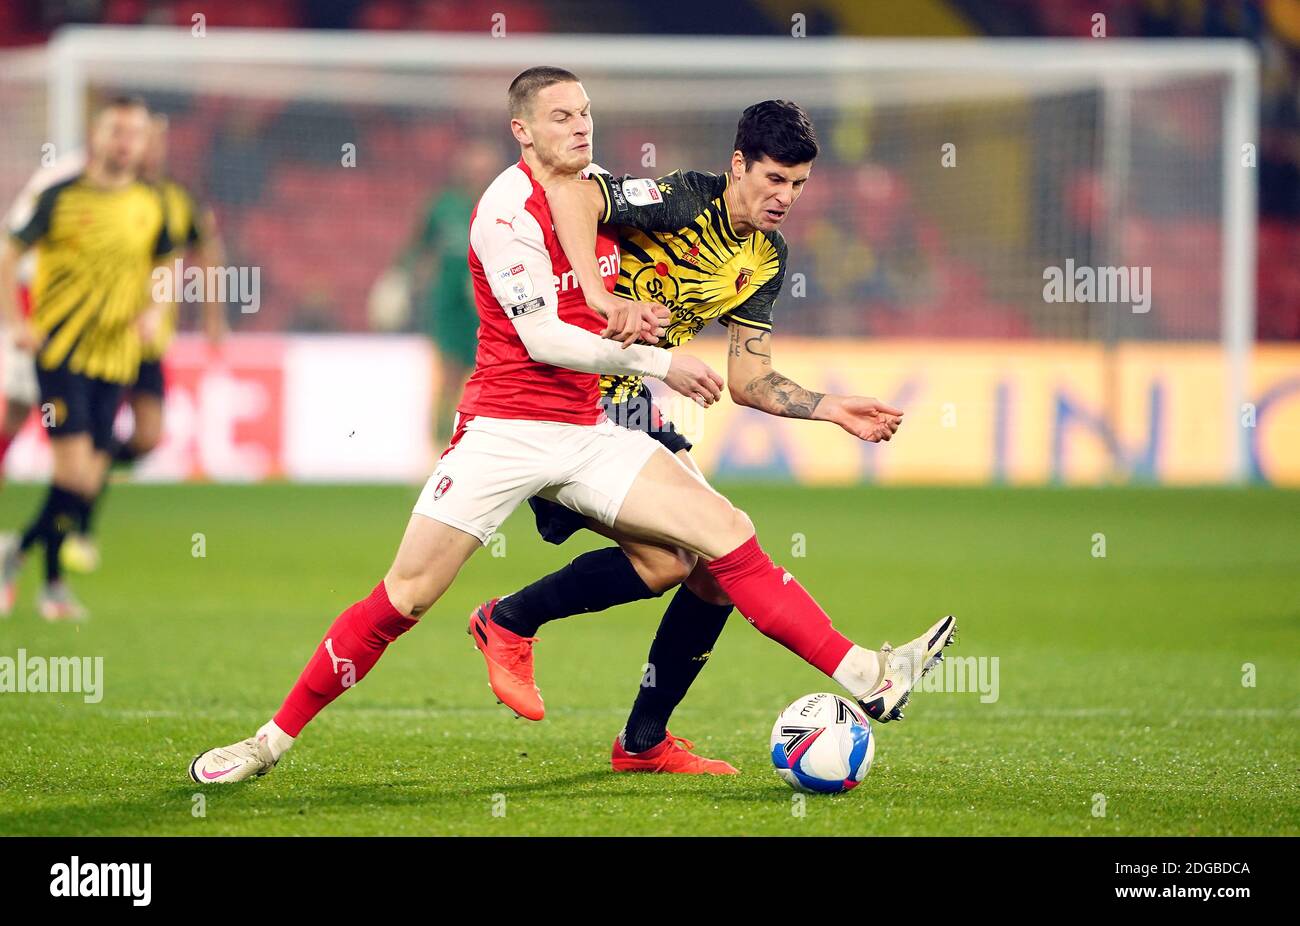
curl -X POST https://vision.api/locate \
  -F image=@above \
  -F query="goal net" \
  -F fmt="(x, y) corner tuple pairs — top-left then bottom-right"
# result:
(0, 28), (1259, 480)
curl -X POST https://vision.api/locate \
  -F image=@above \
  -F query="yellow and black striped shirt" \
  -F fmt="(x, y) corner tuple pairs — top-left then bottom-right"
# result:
(13, 174), (171, 384)
(591, 169), (786, 402)
(142, 178), (204, 362)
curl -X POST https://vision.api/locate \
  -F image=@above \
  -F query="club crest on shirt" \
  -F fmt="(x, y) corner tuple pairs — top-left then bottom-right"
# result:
(735, 268), (753, 292)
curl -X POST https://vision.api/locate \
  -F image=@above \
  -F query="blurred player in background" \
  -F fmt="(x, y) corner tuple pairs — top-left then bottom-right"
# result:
(61, 113), (228, 573)
(0, 96), (170, 620)
(0, 147), (87, 485)
(374, 140), (497, 446)
(474, 100), (913, 773)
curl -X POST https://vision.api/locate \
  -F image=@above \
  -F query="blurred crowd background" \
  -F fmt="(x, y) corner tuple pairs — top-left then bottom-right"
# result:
(0, 0), (1295, 342)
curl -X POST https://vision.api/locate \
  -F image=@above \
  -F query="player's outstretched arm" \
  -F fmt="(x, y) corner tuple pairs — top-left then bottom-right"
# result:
(194, 209), (229, 344)
(0, 239), (23, 327)
(726, 322), (902, 441)
(137, 210), (178, 346)
(3, 182), (56, 351)
(0, 239), (38, 351)
(546, 178), (606, 302)
(548, 179), (665, 347)
(513, 309), (722, 407)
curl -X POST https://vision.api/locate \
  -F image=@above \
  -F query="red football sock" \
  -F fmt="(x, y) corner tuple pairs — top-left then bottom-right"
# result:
(273, 581), (418, 737)
(706, 535), (853, 677)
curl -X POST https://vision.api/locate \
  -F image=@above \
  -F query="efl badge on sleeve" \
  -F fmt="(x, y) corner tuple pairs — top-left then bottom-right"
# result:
(494, 262), (535, 303)
(621, 178), (663, 207)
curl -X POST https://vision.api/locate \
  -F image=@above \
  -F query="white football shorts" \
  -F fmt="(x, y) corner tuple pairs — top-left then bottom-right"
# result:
(1, 332), (38, 406)
(413, 414), (665, 544)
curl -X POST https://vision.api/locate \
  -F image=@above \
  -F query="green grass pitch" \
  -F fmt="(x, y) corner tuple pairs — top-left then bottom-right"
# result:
(0, 482), (1296, 836)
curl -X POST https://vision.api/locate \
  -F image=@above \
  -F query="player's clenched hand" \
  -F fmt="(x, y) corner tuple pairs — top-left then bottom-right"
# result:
(827, 395), (904, 442)
(594, 294), (668, 348)
(664, 353), (724, 407)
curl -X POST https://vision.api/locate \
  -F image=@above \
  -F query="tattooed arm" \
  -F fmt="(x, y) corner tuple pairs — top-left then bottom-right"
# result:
(725, 322), (904, 442)
(727, 323), (823, 417)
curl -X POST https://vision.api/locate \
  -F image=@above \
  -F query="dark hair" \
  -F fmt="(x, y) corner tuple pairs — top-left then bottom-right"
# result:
(508, 66), (580, 118)
(100, 94), (150, 114)
(733, 100), (818, 168)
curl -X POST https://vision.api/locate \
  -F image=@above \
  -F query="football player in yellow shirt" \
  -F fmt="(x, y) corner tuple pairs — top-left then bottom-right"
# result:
(0, 97), (171, 620)
(60, 114), (228, 574)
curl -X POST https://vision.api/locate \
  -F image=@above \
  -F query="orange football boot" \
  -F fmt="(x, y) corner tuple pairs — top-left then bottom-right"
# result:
(611, 732), (739, 775)
(469, 599), (545, 721)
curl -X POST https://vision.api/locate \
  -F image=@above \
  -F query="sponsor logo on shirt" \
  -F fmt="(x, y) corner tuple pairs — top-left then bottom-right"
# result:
(552, 250), (620, 294)
(508, 296), (545, 317)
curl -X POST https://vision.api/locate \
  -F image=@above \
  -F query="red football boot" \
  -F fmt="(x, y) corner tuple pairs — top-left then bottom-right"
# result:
(611, 732), (739, 775)
(469, 599), (545, 721)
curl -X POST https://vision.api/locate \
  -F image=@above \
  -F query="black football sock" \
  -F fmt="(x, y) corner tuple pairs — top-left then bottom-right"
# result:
(622, 585), (732, 754)
(41, 488), (88, 584)
(490, 547), (660, 638)
(18, 491), (53, 552)
(19, 485), (79, 554)
(112, 440), (141, 466)
(81, 480), (107, 534)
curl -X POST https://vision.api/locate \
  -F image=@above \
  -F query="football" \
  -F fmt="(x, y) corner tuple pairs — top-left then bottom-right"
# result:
(770, 692), (875, 794)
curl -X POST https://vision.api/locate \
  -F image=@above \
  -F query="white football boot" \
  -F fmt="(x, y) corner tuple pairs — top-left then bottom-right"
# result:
(38, 581), (87, 622)
(857, 615), (957, 723)
(189, 734), (279, 785)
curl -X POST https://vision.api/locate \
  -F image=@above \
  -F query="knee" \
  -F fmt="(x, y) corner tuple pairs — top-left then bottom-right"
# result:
(692, 500), (753, 561)
(684, 563), (732, 606)
(725, 506), (754, 546)
(132, 423), (161, 455)
(58, 467), (99, 499)
(625, 544), (696, 595)
(381, 569), (438, 619)
(131, 412), (162, 453)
